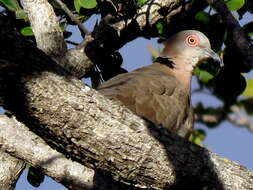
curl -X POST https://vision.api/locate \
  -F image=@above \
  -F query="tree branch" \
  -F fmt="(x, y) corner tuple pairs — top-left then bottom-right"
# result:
(195, 105), (253, 133)
(85, 0), (184, 80)
(0, 28), (253, 189)
(54, 0), (89, 36)
(0, 150), (25, 190)
(86, 0), (184, 56)
(21, 0), (93, 78)
(21, 0), (67, 56)
(227, 106), (253, 132)
(0, 114), (95, 190)
(1, 3), (253, 189)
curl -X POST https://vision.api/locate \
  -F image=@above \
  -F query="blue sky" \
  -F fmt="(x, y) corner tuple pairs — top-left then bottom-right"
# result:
(12, 12), (253, 190)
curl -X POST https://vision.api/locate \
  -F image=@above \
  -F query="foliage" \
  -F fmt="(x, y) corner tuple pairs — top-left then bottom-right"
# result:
(20, 26), (33, 36)
(27, 166), (45, 187)
(225, 0), (245, 11)
(189, 129), (206, 145)
(0, 0), (253, 185)
(0, 0), (20, 12)
(78, 0), (97, 9)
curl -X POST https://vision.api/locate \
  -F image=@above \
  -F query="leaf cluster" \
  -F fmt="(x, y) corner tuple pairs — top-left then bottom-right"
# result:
(0, 0), (253, 185)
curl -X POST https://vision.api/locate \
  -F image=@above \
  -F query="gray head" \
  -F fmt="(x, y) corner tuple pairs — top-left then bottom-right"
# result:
(161, 30), (221, 71)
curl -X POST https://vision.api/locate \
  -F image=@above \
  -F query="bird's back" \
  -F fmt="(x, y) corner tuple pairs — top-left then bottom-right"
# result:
(97, 63), (193, 138)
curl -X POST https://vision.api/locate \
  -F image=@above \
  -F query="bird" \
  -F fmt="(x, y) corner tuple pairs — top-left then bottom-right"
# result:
(97, 30), (221, 138)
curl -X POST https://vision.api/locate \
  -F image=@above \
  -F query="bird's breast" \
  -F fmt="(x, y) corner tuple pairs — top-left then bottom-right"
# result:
(98, 65), (193, 138)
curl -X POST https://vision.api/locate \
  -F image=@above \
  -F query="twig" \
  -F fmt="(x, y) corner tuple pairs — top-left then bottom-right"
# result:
(227, 105), (253, 133)
(195, 105), (253, 133)
(54, 0), (89, 36)
(66, 40), (79, 46)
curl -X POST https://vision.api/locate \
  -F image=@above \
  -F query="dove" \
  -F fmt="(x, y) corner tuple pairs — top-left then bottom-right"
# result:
(98, 30), (221, 138)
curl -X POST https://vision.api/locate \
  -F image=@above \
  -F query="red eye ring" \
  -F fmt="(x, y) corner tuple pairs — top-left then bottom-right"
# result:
(185, 35), (199, 46)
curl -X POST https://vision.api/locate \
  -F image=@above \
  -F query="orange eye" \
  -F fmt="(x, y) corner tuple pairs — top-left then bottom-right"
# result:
(185, 35), (199, 46)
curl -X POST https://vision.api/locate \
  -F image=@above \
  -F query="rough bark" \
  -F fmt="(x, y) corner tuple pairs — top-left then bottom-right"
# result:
(0, 150), (25, 190)
(0, 29), (253, 189)
(85, 0), (184, 64)
(21, 0), (93, 78)
(0, 115), (94, 190)
(0, 0), (253, 189)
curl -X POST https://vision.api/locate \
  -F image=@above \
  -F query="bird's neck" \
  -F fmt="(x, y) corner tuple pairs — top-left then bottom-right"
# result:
(172, 68), (192, 92)
(153, 57), (193, 92)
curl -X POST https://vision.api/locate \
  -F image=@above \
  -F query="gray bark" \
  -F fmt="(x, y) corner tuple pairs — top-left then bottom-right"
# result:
(0, 0), (253, 189)
(0, 30), (252, 189)
(0, 150), (25, 190)
(21, 0), (93, 78)
(0, 115), (94, 190)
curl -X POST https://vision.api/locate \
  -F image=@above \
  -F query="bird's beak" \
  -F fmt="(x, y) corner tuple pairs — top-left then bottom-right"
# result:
(203, 48), (222, 65)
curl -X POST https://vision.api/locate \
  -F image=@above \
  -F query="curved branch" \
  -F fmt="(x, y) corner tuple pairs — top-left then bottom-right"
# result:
(0, 42), (252, 189)
(195, 105), (253, 133)
(0, 115), (94, 190)
(0, 150), (25, 190)
(21, 0), (67, 56)
(21, 0), (93, 78)
(2, 63), (253, 189)
(54, 0), (89, 36)
(1, 4), (253, 190)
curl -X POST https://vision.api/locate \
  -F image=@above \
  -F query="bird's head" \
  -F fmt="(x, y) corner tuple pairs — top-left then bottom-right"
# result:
(160, 30), (221, 72)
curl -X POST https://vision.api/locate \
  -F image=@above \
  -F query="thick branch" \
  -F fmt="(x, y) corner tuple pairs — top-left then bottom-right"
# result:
(62, 35), (94, 78)
(0, 115), (94, 190)
(1, 6), (253, 190)
(21, 0), (66, 56)
(21, 0), (93, 78)
(0, 150), (25, 190)
(0, 48), (252, 190)
(2, 61), (253, 189)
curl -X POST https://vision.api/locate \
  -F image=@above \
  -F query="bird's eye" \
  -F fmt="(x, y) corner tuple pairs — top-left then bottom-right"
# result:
(185, 35), (199, 47)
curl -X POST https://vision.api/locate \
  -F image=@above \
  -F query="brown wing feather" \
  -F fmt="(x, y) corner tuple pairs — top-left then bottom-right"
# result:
(97, 64), (193, 138)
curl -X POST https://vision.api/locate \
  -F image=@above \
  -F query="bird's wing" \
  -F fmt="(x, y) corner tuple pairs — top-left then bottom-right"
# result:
(97, 65), (193, 137)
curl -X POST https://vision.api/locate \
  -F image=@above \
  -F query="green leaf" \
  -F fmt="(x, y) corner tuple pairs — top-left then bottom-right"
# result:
(0, 0), (21, 12)
(74, 0), (81, 12)
(27, 167), (45, 187)
(20, 27), (34, 36)
(241, 78), (253, 97)
(136, 0), (148, 7)
(79, 0), (97, 9)
(15, 9), (27, 19)
(195, 11), (211, 24)
(194, 65), (214, 83)
(225, 0), (245, 11)
(194, 59), (221, 83)
(156, 22), (163, 35)
(189, 129), (206, 145)
(197, 69), (214, 83)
